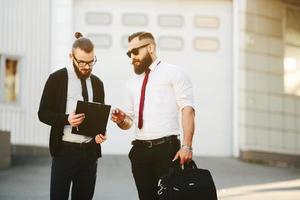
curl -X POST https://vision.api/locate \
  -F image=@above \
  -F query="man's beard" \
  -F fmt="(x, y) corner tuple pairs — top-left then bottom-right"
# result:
(133, 52), (153, 75)
(73, 62), (92, 79)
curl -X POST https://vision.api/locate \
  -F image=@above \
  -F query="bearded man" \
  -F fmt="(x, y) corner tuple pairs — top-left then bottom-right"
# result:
(38, 32), (106, 200)
(111, 31), (196, 200)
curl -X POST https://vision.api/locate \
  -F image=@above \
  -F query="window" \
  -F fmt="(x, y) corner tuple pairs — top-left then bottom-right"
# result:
(158, 15), (184, 28)
(194, 37), (219, 51)
(85, 12), (112, 26)
(121, 34), (129, 49)
(194, 16), (219, 29)
(86, 33), (112, 49)
(158, 36), (184, 51)
(122, 13), (148, 26)
(284, 7), (300, 95)
(0, 55), (20, 103)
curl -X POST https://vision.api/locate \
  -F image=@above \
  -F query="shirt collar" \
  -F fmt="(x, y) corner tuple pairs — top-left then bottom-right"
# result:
(133, 58), (161, 77)
(148, 58), (161, 72)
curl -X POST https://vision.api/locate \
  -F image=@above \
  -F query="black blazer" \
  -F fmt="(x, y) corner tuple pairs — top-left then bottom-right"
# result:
(38, 68), (105, 157)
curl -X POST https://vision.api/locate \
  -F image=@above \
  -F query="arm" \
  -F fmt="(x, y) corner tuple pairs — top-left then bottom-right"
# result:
(171, 66), (195, 164)
(38, 74), (69, 127)
(181, 106), (195, 148)
(173, 106), (195, 164)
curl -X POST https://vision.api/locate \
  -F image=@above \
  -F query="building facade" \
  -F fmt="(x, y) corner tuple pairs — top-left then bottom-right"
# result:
(0, 0), (300, 166)
(0, 0), (51, 154)
(238, 0), (300, 166)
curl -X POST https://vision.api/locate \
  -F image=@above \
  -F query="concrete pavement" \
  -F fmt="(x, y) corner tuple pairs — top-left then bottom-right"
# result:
(0, 155), (299, 200)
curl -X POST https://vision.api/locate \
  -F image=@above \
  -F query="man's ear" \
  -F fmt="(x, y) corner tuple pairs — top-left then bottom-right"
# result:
(148, 44), (154, 54)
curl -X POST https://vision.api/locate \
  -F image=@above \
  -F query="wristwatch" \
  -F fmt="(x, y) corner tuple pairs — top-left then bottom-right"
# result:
(181, 144), (193, 152)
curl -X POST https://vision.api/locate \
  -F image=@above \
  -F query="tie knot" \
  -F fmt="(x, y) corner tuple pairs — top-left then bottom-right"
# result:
(145, 69), (150, 75)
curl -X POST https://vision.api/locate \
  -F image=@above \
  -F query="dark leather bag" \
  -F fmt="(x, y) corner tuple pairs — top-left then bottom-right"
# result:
(157, 160), (218, 200)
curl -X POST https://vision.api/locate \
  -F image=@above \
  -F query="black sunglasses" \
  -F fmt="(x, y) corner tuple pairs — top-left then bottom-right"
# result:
(73, 54), (97, 68)
(126, 44), (150, 58)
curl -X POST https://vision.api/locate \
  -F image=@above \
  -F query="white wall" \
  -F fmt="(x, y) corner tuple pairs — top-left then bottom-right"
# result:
(0, 0), (51, 146)
(0, 0), (235, 156)
(51, 0), (74, 71)
(73, 0), (233, 156)
(239, 0), (300, 155)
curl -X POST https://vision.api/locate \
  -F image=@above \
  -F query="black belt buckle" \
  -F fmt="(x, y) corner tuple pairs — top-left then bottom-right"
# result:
(146, 141), (153, 148)
(155, 139), (166, 146)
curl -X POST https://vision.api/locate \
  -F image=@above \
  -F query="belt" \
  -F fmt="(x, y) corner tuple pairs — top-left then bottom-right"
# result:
(61, 140), (95, 149)
(131, 135), (179, 148)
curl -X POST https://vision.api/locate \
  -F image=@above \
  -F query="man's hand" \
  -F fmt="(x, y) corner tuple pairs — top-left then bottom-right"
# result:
(95, 134), (107, 144)
(111, 108), (132, 130)
(68, 112), (85, 128)
(111, 108), (126, 124)
(173, 146), (193, 165)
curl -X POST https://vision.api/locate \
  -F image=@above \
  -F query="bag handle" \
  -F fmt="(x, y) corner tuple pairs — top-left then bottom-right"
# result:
(168, 159), (198, 177)
(183, 159), (198, 170)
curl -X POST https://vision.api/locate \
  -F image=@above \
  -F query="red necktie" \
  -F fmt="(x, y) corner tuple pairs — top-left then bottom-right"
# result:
(138, 69), (150, 129)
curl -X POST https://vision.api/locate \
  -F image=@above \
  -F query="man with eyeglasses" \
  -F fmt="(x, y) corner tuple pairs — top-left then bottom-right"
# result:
(111, 31), (195, 200)
(38, 32), (106, 200)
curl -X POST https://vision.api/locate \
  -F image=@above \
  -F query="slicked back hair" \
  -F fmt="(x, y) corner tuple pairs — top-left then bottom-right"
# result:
(128, 31), (155, 43)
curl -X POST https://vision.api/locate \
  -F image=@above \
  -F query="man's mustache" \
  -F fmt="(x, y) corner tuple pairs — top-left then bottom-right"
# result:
(132, 59), (140, 65)
(81, 69), (91, 73)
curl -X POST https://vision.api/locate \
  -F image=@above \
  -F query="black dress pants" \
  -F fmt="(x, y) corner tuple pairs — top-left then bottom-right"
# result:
(129, 137), (180, 200)
(50, 143), (98, 200)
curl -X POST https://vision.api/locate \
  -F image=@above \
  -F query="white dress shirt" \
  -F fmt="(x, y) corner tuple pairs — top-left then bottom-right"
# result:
(62, 66), (93, 143)
(124, 59), (194, 140)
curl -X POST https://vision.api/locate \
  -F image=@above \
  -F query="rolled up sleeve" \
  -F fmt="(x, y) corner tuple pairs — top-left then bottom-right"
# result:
(172, 67), (195, 111)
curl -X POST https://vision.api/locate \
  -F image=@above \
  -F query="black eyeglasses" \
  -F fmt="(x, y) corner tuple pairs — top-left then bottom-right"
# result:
(126, 44), (150, 58)
(73, 54), (97, 68)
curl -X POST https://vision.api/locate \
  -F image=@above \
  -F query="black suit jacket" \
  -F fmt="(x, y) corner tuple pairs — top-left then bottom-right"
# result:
(38, 68), (105, 157)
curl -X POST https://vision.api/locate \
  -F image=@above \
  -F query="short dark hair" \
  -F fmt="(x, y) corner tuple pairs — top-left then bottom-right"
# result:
(72, 32), (94, 53)
(128, 31), (155, 42)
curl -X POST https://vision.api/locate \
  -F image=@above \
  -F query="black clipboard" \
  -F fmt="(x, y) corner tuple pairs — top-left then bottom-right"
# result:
(71, 101), (111, 137)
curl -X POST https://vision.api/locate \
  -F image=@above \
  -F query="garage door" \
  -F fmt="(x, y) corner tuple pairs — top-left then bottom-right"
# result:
(74, 0), (233, 156)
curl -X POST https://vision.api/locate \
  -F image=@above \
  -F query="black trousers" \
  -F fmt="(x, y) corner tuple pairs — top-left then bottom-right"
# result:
(50, 143), (98, 200)
(129, 137), (180, 200)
